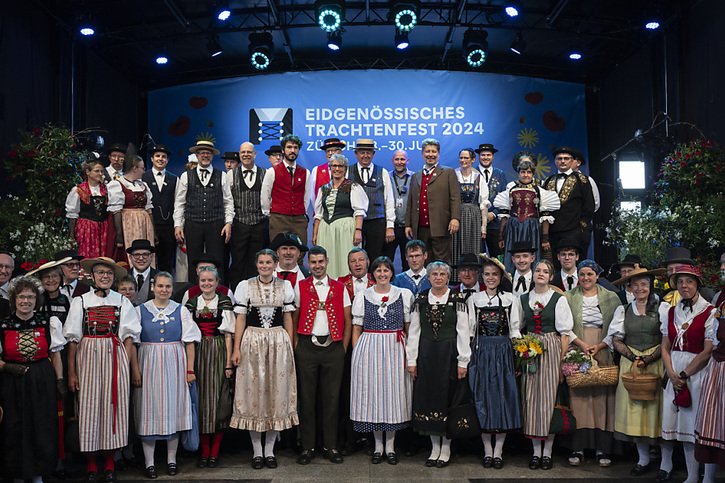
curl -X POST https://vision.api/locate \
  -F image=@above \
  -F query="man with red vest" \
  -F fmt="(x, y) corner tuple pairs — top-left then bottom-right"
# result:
(271, 232), (309, 291)
(338, 247), (374, 300)
(293, 246), (352, 465)
(309, 138), (346, 203)
(261, 134), (311, 244)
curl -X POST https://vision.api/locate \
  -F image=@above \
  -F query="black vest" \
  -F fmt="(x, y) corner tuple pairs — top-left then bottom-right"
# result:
(186, 168), (224, 223)
(143, 170), (177, 226)
(348, 164), (385, 219)
(231, 166), (265, 225)
(320, 182), (354, 223)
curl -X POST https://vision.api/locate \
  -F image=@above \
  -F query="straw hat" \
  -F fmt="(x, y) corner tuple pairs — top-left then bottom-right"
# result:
(80, 257), (128, 282)
(612, 266), (665, 286)
(479, 253), (512, 283)
(26, 257), (72, 277)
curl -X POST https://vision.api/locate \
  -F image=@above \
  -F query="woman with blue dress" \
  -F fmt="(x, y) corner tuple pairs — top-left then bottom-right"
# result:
(350, 256), (413, 465)
(134, 272), (201, 478)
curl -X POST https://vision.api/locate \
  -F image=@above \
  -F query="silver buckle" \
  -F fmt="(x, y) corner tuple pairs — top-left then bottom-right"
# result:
(311, 335), (332, 347)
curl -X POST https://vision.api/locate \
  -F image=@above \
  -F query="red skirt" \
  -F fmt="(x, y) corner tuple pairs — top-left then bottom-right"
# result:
(75, 217), (110, 258)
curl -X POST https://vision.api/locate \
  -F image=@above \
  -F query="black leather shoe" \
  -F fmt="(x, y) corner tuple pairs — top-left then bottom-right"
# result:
(144, 466), (157, 479)
(251, 456), (264, 470)
(630, 463), (650, 476)
(371, 452), (383, 464)
(265, 456), (278, 469)
(493, 457), (504, 469)
(323, 448), (344, 464)
(655, 469), (673, 482)
(167, 463), (178, 476)
(386, 452), (398, 465)
(297, 449), (315, 465)
(528, 456), (541, 469)
(436, 458), (450, 468)
(207, 457), (218, 468)
(103, 470), (116, 483)
(482, 456), (493, 468)
(196, 458), (207, 468)
(87, 471), (98, 482)
(541, 456), (553, 470)
(424, 459), (437, 467)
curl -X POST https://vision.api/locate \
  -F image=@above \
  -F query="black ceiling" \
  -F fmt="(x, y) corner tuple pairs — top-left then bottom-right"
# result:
(40, 0), (683, 89)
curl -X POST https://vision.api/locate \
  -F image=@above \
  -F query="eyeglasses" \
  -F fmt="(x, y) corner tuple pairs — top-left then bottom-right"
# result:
(131, 252), (152, 259)
(93, 270), (114, 277)
(329, 164), (346, 169)
(109, 154), (125, 160)
(17, 294), (37, 301)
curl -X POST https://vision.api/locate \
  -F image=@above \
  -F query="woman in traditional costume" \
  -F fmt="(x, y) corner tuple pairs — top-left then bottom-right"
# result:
(65, 160), (112, 258)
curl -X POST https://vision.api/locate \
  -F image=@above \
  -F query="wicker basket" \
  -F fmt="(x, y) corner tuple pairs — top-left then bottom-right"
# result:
(566, 356), (619, 388)
(621, 366), (659, 401)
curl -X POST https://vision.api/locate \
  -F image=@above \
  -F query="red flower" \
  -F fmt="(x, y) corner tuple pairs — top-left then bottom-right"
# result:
(680, 161), (687, 168)
(21, 262), (33, 271)
(381, 296), (389, 304)
(7, 150), (17, 158)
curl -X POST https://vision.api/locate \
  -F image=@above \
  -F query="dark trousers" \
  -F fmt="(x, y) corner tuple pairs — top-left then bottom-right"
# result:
(383, 225), (409, 271)
(228, 219), (269, 289)
(417, 226), (452, 264)
(184, 219), (226, 284)
(295, 336), (345, 450)
(362, 218), (386, 263)
(154, 224), (176, 273)
(485, 224), (503, 258)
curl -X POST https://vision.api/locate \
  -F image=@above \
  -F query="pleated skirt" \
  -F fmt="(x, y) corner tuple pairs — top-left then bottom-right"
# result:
(121, 208), (155, 264)
(134, 342), (192, 439)
(316, 217), (356, 280)
(411, 337), (457, 436)
(662, 350), (706, 443)
(695, 358), (725, 467)
(614, 345), (663, 442)
(196, 335), (228, 434)
(451, 202), (482, 282)
(521, 332), (560, 439)
(75, 217), (110, 259)
(229, 326), (298, 432)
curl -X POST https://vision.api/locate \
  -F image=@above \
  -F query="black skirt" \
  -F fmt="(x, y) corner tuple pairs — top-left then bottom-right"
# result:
(411, 337), (457, 436)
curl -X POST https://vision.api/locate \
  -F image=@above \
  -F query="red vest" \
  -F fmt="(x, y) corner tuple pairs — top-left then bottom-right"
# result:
(338, 273), (374, 300)
(297, 276), (346, 341)
(270, 162), (307, 216)
(418, 168), (435, 227)
(314, 164), (330, 196)
(667, 304), (712, 354)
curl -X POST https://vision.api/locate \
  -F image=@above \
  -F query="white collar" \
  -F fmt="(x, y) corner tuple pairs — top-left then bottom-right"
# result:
(514, 270), (532, 279)
(406, 268), (427, 279)
(133, 267), (151, 278)
(559, 169), (574, 176)
(277, 265), (300, 274)
(152, 168), (165, 176)
(313, 275), (329, 286)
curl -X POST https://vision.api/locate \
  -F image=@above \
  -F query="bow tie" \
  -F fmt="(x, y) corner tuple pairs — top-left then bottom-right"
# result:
(557, 172), (568, 179)
(515, 276), (527, 292)
(681, 298), (694, 311)
(156, 171), (163, 176)
(278, 271), (293, 279)
(463, 288), (476, 294)
(243, 169), (254, 179)
(412, 274), (421, 280)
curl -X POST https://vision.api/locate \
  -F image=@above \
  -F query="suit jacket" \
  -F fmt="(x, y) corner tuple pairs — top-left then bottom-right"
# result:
(142, 169), (178, 226)
(405, 165), (461, 238)
(72, 281), (92, 298)
(129, 268), (159, 305)
(543, 171), (595, 234)
(477, 166), (507, 228)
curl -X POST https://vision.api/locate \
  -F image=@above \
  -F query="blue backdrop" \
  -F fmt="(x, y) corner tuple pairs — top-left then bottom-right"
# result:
(148, 69), (587, 178)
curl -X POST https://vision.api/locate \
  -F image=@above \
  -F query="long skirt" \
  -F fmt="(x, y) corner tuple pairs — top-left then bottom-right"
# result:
(77, 336), (130, 452)
(0, 359), (57, 479)
(121, 208), (155, 264)
(451, 202), (482, 283)
(662, 350), (706, 443)
(411, 337), (457, 436)
(569, 326), (616, 452)
(134, 342), (192, 439)
(614, 345), (663, 443)
(196, 335), (228, 434)
(75, 217), (110, 259)
(521, 332), (560, 438)
(469, 335), (522, 432)
(317, 217), (356, 280)
(502, 217), (540, 274)
(695, 358), (725, 467)
(230, 326), (298, 432)
(350, 331), (412, 432)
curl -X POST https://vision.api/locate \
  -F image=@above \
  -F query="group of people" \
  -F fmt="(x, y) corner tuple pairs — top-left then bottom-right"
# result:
(0, 133), (722, 483)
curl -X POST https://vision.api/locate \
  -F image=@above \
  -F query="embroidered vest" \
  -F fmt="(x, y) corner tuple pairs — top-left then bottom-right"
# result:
(77, 182), (108, 222)
(296, 277), (346, 341)
(0, 314), (52, 362)
(120, 180), (148, 209)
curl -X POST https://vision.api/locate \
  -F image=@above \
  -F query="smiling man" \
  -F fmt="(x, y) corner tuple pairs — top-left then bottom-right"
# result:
(142, 144), (177, 273)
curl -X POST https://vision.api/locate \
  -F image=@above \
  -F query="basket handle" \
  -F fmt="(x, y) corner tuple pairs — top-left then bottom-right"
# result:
(629, 362), (645, 379)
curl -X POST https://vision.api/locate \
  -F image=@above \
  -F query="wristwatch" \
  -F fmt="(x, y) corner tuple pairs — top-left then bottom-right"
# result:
(679, 371), (689, 380)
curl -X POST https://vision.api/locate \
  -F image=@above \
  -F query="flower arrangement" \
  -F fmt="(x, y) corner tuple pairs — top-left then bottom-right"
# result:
(512, 334), (545, 373)
(561, 348), (592, 376)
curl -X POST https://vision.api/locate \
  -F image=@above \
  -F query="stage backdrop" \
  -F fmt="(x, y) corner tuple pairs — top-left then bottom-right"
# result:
(148, 70), (587, 178)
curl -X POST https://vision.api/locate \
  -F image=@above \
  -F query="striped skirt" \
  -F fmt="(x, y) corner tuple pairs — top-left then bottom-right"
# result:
(77, 336), (130, 452)
(134, 342), (192, 439)
(350, 331), (412, 432)
(196, 335), (228, 434)
(695, 358), (725, 467)
(121, 208), (155, 265)
(521, 332), (560, 439)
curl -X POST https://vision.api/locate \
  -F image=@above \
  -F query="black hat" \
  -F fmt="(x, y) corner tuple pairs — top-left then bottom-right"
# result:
(193, 253), (220, 268)
(556, 237), (583, 255)
(614, 254), (642, 269)
(571, 147), (586, 165)
(54, 249), (83, 261)
(270, 232), (308, 252)
(660, 246), (694, 267)
(151, 144), (171, 156)
(222, 151), (240, 162)
(552, 146), (579, 158)
(457, 253), (481, 269)
(474, 143), (498, 154)
(320, 138), (346, 150)
(264, 145), (283, 156)
(107, 143), (127, 155)
(125, 239), (156, 254)
(507, 241), (536, 254)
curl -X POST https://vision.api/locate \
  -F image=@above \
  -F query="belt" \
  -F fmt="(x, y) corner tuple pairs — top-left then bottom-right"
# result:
(311, 334), (332, 347)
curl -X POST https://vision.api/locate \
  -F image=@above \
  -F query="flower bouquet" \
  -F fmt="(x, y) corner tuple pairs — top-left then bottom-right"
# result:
(512, 334), (545, 374)
(561, 348), (592, 376)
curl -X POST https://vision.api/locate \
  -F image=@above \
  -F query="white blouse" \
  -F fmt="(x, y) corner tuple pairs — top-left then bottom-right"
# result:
(65, 184), (104, 219)
(136, 300), (201, 343)
(605, 301), (667, 349)
(582, 295), (603, 328)
(314, 182), (369, 221)
(509, 288), (577, 341)
(467, 291), (522, 339)
(454, 168), (490, 211)
(406, 288), (472, 368)
(0, 315), (65, 354)
(493, 181), (560, 224)
(352, 285), (412, 326)
(107, 177), (153, 213)
(234, 278), (296, 317)
(64, 290), (141, 343)
(191, 294), (236, 335)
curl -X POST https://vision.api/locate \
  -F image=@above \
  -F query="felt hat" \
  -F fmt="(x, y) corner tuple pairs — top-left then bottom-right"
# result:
(189, 139), (220, 155)
(668, 264), (703, 288)
(661, 247), (694, 267)
(474, 143), (498, 154)
(556, 237), (584, 255)
(54, 249), (83, 261)
(457, 253), (481, 269)
(106, 143), (126, 155)
(613, 254), (642, 269)
(221, 151), (240, 162)
(270, 232), (308, 252)
(80, 257), (128, 282)
(126, 239), (156, 254)
(193, 253), (221, 268)
(552, 146), (579, 158)
(612, 266), (665, 286)
(264, 145), (283, 156)
(151, 144), (171, 156)
(507, 240), (536, 254)
(26, 258), (72, 277)
(354, 139), (376, 150)
(320, 138), (346, 150)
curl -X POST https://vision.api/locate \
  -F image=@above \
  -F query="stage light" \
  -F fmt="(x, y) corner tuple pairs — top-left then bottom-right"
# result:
(569, 52), (582, 60)
(463, 29), (488, 68)
(392, 3), (419, 32)
(207, 36), (223, 57)
(79, 26), (95, 36)
(510, 32), (526, 55)
(645, 21), (660, 30)
(395, 30), (409, 50)
(327, 31), (342, 51)
(505, 5), (519, 17)
(249, 32), (273, 70)
(619, 158), (646, 190)
(155, 55), (169, 65)
(316, 2), (344, 32)
(216, 2), (231, 21)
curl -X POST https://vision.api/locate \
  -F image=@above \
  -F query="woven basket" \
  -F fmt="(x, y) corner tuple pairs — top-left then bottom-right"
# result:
(566, 356), (619, 388)
(621, 366), (659, 401)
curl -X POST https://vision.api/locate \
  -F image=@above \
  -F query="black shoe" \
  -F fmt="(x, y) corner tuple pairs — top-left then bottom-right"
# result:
(196, 458), (207, 468)
(630, 463), (650, 476)
(144, 466), (157, 479)
(424, 459), (437, 467)
(103, 470), (116, 483)
(386, 452), (398, 465)
(482, 456), (493, 468)
(87, 472), (98, 482)
(207, 457), (218, 468)
(541, 456), (553, 470)
(251, 456), (264, 470)
(436, 458), (450, 468)
(264, 456), (278, 469)
(297, 449), (315, 465)
(167, 463), (178, 476)
(371, 452), (383, 464)
(323, 448), (344, 464)
(528, 456), (541, 469)
(655, 469), (673, 482)
(493, 457), (504, 469)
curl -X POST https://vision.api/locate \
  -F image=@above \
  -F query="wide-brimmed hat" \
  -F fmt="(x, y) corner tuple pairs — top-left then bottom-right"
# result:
(612, 266), (665, 286)
(613, 254), (642, 269)
(320, 138), (346, 151)
(264, 145), (283, 156)
(668, 264), (703, 287)
(479, 253), (512, 283)
(189, 140), (220, 155)
(270, 232), (308, 252)
(193, 253), (221, 268)
(80, 257), (128, 282)
(552, 146), (580, 159)
(126, 239), (156, 254)
(354, 138), (376, 150)
(507, 240), (536, 254)
(26, 258), (72, 277)
(661, 247), (694, 267)
(221, 151), (240, 162)
(54, 249), (83, 261)
(106, 143), (126, 155)
(151, 144), (171, 156)
(457, 253), (481, 269)
(556, 237), (583, 255)
(474, 143), (498, 154)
